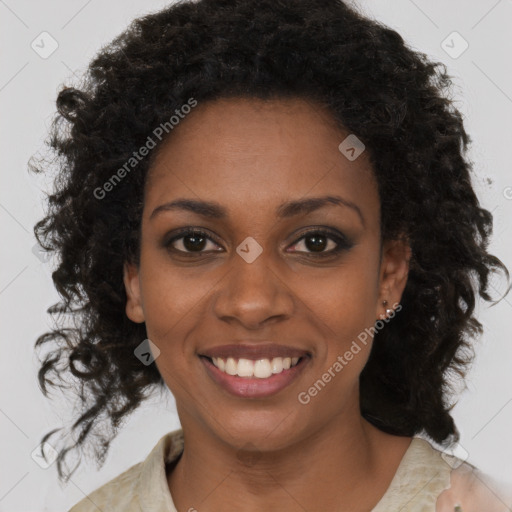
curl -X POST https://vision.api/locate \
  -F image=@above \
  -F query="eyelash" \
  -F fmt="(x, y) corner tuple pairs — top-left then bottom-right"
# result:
(163, 227), (353, 258)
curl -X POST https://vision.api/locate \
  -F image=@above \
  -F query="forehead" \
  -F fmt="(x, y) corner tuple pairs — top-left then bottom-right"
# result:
(144, 97), (379, 226)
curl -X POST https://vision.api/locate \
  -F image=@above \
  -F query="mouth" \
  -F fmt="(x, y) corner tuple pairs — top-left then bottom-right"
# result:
(198, 343), (311, 398)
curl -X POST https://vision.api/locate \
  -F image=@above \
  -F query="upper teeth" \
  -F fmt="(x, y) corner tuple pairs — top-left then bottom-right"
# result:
(211, 356), (300, 378)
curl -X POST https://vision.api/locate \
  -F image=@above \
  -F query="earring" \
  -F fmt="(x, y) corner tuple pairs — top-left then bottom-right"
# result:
(381, 300), (394, 319)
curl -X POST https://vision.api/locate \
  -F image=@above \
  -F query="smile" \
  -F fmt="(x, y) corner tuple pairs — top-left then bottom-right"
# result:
(200, 354), (310, 398)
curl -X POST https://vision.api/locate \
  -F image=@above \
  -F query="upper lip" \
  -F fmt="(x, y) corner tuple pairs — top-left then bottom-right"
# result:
(200, 343), (310, 360)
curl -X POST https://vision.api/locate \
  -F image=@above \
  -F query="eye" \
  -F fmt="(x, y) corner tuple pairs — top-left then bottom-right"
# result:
(287, 228), (353, 256)
(164, 228), (223, 255)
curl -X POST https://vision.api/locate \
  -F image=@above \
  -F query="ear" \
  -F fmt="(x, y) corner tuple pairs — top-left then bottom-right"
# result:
(123, 261), (145, 323)
(376, 236), (411, 320)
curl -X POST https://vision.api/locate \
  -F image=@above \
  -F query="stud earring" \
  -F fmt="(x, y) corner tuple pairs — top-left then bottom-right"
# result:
(382, 300), (394, 319)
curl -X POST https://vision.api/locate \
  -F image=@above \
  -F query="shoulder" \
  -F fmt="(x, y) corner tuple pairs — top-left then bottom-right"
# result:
(67, 428), (184, 512)
(436, 460), (512, 512)
(409, 437), (512, 511)
(373, 436), (512, 511)
(68, 460), (143, 512)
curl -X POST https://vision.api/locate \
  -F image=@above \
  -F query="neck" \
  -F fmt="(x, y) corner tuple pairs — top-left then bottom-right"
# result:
(167, 400), (412, 511)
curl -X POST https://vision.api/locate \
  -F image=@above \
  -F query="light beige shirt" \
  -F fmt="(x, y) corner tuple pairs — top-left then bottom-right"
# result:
(68, 428), (512, 512)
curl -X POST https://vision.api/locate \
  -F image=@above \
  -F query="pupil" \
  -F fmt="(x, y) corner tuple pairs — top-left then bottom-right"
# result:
(305, 234), (326, 252)
(184, 234), (206, 251)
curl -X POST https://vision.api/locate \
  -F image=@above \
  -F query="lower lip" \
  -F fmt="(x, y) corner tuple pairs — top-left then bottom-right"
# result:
(200, 356), (309, 398)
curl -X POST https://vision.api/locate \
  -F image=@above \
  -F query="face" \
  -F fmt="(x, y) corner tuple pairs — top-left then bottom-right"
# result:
(124, 97), (410, 452)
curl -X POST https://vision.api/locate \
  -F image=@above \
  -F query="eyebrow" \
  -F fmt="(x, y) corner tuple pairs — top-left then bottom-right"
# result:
(149, 195), (365, 227)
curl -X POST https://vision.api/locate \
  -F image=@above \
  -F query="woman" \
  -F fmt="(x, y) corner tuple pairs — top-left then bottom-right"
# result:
(32, 0), (512, 510)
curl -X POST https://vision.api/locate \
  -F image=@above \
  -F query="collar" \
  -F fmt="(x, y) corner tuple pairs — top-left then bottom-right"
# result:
(136, 428), (184, 512)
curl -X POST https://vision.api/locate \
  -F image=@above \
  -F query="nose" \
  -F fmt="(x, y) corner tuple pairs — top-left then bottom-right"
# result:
(212, 248), (295, 330)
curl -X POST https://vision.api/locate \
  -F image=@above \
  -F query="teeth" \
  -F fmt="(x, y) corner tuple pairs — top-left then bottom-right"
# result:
(225, 357), (237, 376)
(210, 356), (302, 378)
(216, 357), (226, 372)
(237, 358), (254, 377)
(271, 357), (283, 374)
(254, 359), (272, 378)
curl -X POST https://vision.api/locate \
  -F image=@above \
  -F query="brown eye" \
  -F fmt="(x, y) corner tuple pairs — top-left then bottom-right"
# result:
(288, 229), (353, 256)
(297, 233), (334, 252)
(164, 228), (223, 254)
(179, 233), (208, 251)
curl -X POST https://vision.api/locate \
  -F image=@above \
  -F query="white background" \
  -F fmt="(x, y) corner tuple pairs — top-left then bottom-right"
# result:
(1, 0), (511, 510)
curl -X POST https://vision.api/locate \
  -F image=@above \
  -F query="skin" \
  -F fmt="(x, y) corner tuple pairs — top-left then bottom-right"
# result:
(124, 97), (413, 511)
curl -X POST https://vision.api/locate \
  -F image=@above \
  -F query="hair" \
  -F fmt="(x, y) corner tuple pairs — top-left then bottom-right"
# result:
(32, 0), (509, 482)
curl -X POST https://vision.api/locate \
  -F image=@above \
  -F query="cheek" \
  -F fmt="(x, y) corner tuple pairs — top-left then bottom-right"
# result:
(139, 270), (205, 393)
(137, 250), (210, 369)
(304, 251), (379, 327)
(297, 250), (380, 374)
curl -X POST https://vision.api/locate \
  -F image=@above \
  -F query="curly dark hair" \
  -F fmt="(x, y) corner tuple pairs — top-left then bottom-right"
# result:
(32, 0), (509, 483)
